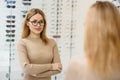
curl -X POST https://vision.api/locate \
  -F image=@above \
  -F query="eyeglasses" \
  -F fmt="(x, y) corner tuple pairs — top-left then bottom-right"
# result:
(6, 39), (15, 42)
(21, 10), (28, 18)
(22, 14), (26, 18)
(6, 1), (16, 4)
(6, 34), (15, 37)
(6, 30), (15, 33)
(22, 2), (31, 5)
(29, 20), (44, 27)
(7, 5), (16, 8)
(6, 25), (15, 28)
(7, 15), (15, 19)
(52, 35), (61, 38)
(6, 20), (15, 23)
(23, 0), (31, 1)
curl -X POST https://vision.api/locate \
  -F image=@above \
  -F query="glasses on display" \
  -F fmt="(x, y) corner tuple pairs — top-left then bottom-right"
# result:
(56, 26), (61, 30)
(4, 43), (15, 47)
(29, 20), (44, 27)
(117, 6), (120, 8)
(65, 42), (75, 46)
(6, 30), (15, 33)
(7, 15), (16, 19)
(21, 73), (24, 77)
(22, 14), (26, 18)
(6, 20), (15, 23)
(6, 34), (15, 37)
(22, 2), (31, 5)
(7, 5), (16, 8)
(65, 26), (76, 30)
(112, 0), (118, 1)
(21, 10), (28, 18)
(22, 0), (32, 6)
(6, 1), (16, 4)
(23, 0), (31, 1)
(6, 25), (15, 28)
(66, 34), (76, 38)
(52, 35), (61, 38)
(21, 10), (28, 13)
(6, 39), (15, 42)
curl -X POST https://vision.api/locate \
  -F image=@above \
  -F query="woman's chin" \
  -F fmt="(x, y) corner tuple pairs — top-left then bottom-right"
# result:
(34, 30), (42, 34)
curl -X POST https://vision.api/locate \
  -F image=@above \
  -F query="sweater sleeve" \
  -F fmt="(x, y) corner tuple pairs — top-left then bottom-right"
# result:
(17, 39), (52, 76)
(34, 40), (61, 77)
(33, 70), (60, 78)
(51, 42), (62, 74)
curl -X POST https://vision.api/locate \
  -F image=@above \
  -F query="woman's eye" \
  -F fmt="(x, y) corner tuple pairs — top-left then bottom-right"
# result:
(32, 21), (37, 23)
(40, 20), (44, 23)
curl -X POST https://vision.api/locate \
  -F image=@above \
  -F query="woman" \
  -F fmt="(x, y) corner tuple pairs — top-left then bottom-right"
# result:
(17, 8), (62, 80)
(64, 1), (120, 80)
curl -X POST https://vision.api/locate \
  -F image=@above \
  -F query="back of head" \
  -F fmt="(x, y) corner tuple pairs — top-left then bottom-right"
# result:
(84, 1), (120, 77)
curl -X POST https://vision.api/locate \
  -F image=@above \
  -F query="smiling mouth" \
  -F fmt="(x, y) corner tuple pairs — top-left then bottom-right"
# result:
(35, 28), (41, 30)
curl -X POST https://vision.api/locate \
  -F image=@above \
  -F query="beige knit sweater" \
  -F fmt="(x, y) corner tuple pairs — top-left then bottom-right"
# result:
(17, 36), (61, 80)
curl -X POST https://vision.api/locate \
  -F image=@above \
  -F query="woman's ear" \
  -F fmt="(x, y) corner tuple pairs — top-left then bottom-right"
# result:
(27, 21), (29, 26)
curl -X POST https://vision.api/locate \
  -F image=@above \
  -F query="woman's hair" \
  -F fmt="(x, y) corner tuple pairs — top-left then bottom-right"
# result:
(84, 1), (120, 76)
(22, 8), (49, 44)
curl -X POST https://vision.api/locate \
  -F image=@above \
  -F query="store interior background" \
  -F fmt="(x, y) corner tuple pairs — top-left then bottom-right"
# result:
(0, 0), (119, 80)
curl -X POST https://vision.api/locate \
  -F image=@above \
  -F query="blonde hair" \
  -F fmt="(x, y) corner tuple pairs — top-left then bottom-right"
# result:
(22, 8), (49, 44)
(84, 1), (120, 76)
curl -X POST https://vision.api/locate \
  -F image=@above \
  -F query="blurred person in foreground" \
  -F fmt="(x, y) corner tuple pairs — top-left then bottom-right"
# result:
(64, 1), (120, 80)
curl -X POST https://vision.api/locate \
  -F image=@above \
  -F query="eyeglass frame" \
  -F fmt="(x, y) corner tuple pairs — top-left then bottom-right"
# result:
(28, 20), (45, 27)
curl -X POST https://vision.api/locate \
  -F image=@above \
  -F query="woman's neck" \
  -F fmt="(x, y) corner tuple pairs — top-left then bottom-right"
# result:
(29, 32), (40, 39)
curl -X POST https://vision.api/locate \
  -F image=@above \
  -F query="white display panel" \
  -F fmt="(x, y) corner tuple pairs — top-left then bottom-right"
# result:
(1, 0), (119, 80)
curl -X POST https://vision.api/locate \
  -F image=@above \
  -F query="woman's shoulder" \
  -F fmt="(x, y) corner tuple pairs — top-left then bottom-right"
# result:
(18, 38), (29, 45)
(18, 38), (27, 42)
(48, 38), (57, 45)
(69, 55), (87, 68)
(48, 38), (56, 42)
(65, 55), (87, 80)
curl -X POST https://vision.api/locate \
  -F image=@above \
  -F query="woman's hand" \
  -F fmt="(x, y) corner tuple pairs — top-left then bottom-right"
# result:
(52, 63), (62, 71)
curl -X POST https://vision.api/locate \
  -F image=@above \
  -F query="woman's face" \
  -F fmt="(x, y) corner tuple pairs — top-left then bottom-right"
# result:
(27, 13), (44, 35)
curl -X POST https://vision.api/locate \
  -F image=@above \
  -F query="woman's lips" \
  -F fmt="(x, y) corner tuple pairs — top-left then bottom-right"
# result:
(35, 28), (41, 31)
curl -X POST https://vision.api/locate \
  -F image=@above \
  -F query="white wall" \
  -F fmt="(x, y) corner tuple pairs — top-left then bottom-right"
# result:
(0, 0), (119, 80)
